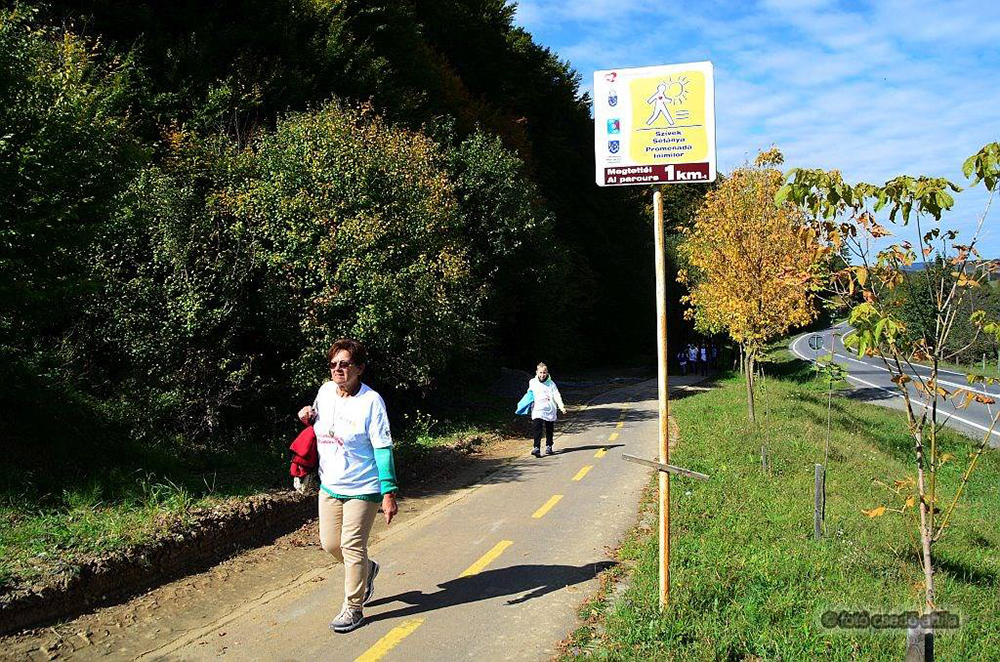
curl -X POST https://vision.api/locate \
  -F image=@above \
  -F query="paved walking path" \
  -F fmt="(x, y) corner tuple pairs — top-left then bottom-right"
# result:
(133, 375), (706, 661)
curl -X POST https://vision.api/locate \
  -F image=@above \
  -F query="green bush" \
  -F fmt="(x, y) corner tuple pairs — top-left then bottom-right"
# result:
(1, 1), (657, 488)
(0, 6), (146, 473)
(443, 128), (573, 361)
(226, 102), (482, 391)
(85, 103), (561, 444)
(0, 5), (142, 350)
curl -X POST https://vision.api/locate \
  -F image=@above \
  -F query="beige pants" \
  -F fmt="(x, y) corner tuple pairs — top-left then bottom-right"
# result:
(318, 492), (380, 609)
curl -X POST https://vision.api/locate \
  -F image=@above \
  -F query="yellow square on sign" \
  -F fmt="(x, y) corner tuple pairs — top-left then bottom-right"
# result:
(628, 70), (707, 164)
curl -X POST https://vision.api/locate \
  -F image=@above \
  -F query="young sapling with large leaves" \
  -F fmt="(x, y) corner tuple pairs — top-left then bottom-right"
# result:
(779, 142), (1000, 640)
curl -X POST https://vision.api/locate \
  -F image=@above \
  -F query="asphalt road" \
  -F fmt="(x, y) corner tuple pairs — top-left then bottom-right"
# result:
(135, 377), (689, 661)
(791, 323), (1000, 448)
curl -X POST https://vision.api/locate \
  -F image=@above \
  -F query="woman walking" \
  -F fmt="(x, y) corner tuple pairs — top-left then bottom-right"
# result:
(524, 362), (566, 457)
(297, 338), (399, 634)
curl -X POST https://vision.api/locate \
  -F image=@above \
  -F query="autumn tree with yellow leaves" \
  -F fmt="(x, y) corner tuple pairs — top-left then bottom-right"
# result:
(678, 148), (823, 422)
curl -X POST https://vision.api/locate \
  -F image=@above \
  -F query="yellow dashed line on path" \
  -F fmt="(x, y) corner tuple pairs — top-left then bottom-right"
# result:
(572, 465), (593, 481)
(616, 421), (624, 429)
(354, 619), (425, 662)
(594, 448), (607, 458)
(460, 540), (513, 577)
(608, 432), (619, 442)
(532, 495), (563, 519)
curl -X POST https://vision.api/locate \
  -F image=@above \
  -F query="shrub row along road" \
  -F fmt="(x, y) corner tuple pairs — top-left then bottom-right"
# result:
(132, 378), (691, 661)
(792, 324), (1000, 448)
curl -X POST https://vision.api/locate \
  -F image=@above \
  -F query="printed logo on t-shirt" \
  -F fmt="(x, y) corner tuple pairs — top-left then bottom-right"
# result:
(318, 434), (344, 446)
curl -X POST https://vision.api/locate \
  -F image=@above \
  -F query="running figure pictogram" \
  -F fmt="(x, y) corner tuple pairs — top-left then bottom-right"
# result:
(645, 83), (676, 126)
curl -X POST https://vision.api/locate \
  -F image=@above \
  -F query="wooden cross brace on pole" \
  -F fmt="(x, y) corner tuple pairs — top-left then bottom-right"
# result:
(621, 453), (711, 481)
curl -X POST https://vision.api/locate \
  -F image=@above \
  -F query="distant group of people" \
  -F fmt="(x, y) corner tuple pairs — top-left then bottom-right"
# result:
(678, 342), (717, 376)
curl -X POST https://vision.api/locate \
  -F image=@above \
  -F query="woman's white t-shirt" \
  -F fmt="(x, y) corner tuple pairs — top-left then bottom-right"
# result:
(529, 377), (564, 422)
(312, 382), (392, 495)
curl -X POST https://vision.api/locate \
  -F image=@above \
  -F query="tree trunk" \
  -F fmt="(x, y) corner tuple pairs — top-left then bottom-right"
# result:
(914, 426), (936, 661)
(745, 349), (756, 423)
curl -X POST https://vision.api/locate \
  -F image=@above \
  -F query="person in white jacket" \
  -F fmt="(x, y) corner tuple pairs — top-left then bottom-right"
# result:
(528, 362), (566, 457)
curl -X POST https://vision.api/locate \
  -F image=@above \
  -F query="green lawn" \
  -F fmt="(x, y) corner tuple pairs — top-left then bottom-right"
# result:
(567, 352), (1000, 660)
(933, 356), (1000, 381)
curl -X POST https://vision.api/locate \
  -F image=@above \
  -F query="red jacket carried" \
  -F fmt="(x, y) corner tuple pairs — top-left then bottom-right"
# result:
(289, 426), (318, 478)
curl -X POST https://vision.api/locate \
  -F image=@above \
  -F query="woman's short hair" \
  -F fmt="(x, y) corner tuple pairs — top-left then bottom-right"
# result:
(328, 338), (368, 366)
(537, 362), (547, 369)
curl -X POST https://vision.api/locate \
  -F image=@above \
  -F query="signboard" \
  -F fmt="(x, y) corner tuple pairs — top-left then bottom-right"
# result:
(593, 61), (716, 186)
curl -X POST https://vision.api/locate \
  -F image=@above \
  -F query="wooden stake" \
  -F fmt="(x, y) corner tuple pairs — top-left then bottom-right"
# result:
(906, 623), (933, 662)
(653, 190), (670, 610)
(814, 463), (825, 541)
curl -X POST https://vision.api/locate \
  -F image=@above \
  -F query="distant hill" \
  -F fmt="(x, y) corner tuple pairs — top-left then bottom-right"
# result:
(902, 259), (1000, 277)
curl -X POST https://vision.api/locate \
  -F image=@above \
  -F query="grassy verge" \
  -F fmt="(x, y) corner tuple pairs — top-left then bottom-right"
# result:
(0, 442), (279, 592)
(568, 352), (1000, 660)
(932, 357), (1000, 381)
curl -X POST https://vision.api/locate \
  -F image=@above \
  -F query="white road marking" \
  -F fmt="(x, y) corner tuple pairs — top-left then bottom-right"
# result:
(791, 332), (1000, 439)
(796, 330), (1000, 399)
(829, 351), (999, 399)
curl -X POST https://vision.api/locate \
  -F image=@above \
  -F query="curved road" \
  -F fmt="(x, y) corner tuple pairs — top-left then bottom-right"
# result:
(791, 323), (1000, 448)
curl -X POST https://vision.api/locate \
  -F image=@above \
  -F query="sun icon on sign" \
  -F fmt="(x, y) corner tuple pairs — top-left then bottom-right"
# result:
(663, 76), (690, 105)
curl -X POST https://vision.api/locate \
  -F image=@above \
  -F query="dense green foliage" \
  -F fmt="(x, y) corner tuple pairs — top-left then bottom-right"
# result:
(85, 105), (525, 442)
(0, 1), (666, 502)
(894, 263), (1000, 367)
(0, 8), (142, 353)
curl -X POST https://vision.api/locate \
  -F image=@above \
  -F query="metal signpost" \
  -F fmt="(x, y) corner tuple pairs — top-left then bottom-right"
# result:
(809, 335), (824, 352)
(809, 335), (824, 368)
(594, 61), (716, 609)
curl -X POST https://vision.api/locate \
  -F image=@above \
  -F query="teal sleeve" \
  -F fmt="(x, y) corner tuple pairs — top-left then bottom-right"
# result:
(374, 446), (398, 494)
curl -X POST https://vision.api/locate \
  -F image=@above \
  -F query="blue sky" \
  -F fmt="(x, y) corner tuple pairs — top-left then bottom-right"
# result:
(513, 0), (1000, 256)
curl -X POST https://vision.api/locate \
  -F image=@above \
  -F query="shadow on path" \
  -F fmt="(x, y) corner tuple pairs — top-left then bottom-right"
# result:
(844, 386), (900, 403)
(555, 443), (625, 455)
(570, 405), (658, 426)
(366, 561), (617, 623)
